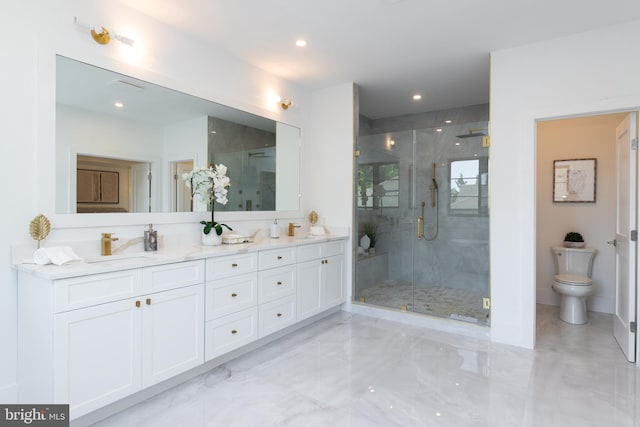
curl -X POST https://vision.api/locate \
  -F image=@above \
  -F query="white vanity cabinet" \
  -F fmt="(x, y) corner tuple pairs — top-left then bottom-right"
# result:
(296, 241), (345, 321)
(18, 260), (205, 419)
(17, 236), (347, 421)
(204, 253), (259, 361)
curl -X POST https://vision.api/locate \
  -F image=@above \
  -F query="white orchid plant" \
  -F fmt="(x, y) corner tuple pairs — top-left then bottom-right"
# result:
(182, 164), (232, 236)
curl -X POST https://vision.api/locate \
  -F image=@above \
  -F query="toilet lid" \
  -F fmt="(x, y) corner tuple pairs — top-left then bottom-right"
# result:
(555, 274), (592, 285)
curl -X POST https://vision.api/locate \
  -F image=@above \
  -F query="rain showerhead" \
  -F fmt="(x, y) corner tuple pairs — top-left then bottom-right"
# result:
(456, 128), (487, 139)
(248, 151), (271, 158)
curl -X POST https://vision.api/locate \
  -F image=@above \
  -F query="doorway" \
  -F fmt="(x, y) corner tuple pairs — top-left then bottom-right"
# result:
(535, 112), (636, 360)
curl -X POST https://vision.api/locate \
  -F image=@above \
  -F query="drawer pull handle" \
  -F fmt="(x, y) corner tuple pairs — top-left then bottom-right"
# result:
(277, 281), (283, 285)
(277, 313), (282, 317)
(146, 298), (151, 305)
(231, 263), (238, 267)
(231, 329), (238, 334)
(277, 256), (283, 260)
(135, 300), (141, 308)
(231, 293), (238, 297)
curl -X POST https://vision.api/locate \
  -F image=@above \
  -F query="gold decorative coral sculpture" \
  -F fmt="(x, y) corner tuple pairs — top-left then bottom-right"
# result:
(29, 214), (51, 249)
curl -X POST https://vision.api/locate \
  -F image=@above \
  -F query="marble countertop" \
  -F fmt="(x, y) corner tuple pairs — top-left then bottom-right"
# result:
(15, 234), (348, 281)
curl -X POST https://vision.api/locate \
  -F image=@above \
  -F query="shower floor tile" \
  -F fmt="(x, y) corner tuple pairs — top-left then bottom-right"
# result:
(358, 280), (490, 325)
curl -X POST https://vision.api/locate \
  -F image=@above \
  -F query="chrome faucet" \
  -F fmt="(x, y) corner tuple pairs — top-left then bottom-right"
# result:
(101, 233), (119, 256)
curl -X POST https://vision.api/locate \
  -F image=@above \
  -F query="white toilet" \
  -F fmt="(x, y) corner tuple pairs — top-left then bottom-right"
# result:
(551, 245), (597, 324)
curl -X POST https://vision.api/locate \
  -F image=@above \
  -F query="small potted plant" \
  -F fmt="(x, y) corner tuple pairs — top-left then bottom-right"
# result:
(363, 222), (378, 255)
(563, 232), (585, 248)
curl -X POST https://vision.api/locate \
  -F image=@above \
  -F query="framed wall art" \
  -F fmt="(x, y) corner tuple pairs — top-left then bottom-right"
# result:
(553, 158), (596, 203)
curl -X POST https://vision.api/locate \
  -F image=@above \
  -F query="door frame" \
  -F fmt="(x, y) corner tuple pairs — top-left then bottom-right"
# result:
(533, 108), (639, 365)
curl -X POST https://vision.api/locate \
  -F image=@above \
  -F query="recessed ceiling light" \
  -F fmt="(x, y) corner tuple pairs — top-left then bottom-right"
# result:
(413, 94), (422, 100)
(114, 102), (124, 108)
(295, 39), (307, 47)
(436, 128), (442, 132)
(444, 119), (452, 124)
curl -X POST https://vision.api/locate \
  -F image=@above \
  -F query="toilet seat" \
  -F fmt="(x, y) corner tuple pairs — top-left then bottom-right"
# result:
(554, 274), (592, 286)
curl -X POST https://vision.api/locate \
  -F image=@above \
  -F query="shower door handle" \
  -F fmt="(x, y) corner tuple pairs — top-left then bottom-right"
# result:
(417, 201), (425, 238)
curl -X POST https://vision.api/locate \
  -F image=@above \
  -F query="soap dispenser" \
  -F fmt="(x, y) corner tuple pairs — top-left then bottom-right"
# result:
(270, 219), (279, 239)
(144, 224), (158, 251)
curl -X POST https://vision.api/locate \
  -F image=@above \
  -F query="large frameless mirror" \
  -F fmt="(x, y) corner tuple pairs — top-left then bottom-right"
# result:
(55, 55), (300, 214)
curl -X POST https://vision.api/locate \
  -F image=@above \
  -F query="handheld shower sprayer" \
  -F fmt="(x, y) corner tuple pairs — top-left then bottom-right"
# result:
(418, 162), (440, 241)
(430, 163), (438, 207)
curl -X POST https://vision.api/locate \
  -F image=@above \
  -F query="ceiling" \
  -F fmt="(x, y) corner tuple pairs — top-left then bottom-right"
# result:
(118, 0), (640, 120)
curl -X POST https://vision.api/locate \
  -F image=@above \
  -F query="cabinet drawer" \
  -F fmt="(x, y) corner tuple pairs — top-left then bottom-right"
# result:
(258, 247), (296, 270)
(322, 240), (344, 258)
(258, 265), (296, 304)
(259, 295), (296, 338)
(205, 308), (258, 361)
(55, 270), (143, 312)
(206, 273), (257, 320)
(142, 260), (204, 293)
(296, 243), (323, 263)
(297, 241), (344, 262)
(206, 253), (257, 280)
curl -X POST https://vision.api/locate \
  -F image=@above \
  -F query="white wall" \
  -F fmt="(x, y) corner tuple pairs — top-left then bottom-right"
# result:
(0, 0), (38, 403)
(536, 114), (624, 314)
(307, 83), (355, 298)
(490, 20), (640, 348)
(2, 0), (315, 402)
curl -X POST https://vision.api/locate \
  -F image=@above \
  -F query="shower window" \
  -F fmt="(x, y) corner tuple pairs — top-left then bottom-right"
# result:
(449, 157), (489, 216)
(357, 162), (399, 208)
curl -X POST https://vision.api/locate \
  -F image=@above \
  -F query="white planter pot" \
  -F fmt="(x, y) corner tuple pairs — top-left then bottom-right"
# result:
(201, 231), (221, 246)
(563, 241), (585, 248)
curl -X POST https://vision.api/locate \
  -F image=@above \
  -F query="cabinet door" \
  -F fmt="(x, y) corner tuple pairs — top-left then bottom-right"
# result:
(322, 254), (345, 309)
(296, 259), (323, 321)
(142, 285), (204, 387)
(54, 298), (142, 418)
(77, 170), (100, 202)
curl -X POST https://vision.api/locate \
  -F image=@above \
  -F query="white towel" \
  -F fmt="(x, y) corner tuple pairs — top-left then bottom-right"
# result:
(33, 246), (82, 266)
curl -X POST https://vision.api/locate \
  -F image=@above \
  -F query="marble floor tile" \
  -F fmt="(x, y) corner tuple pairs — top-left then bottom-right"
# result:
(91, 305), (639, 427)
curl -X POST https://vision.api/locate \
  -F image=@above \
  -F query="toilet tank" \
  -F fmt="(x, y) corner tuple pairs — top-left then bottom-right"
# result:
(551, 246), (597, 277)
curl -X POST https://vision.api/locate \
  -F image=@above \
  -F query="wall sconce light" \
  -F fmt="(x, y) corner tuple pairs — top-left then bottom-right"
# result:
(74, 16), (135, 46)
(280, 99), (292, 110)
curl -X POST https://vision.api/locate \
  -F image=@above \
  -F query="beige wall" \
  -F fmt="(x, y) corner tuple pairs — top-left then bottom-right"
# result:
(536, 113), (627, 314)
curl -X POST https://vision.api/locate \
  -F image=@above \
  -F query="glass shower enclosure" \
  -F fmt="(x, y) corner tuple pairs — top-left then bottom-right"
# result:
(354, 121), (490, 325)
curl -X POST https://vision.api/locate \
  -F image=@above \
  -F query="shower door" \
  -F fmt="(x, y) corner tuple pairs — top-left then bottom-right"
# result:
(412, 124), (490, 324)
(355, 123), (490, 326)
